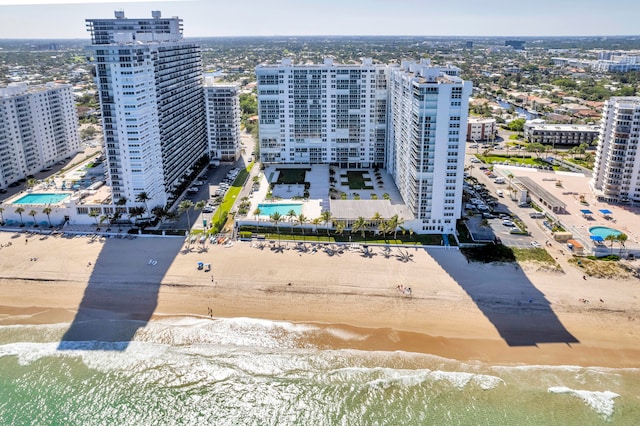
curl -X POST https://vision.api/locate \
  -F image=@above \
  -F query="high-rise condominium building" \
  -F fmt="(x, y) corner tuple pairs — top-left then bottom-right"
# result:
(0, 82), (79, 189)
(86, 11), (207, 207)
(387, 60), (472, 232)
(204, 79), (241, 162)
(256, 58), (471, 234)
(256, 58), (388, 167)
(590, 97), (640, 203)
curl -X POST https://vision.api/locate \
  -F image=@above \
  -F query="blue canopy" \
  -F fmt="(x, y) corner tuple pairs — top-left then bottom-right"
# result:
(580, 209), (593, 215)
(590, 235), (604, 242)
(599, 209), (613, 215)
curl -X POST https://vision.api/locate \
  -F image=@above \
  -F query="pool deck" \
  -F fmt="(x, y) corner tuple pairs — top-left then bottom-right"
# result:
(494, 165), (640, 253)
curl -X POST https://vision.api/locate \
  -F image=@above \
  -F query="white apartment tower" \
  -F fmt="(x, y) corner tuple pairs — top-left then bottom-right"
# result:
(0, 82), (80, 189)
(590, 97), (640, 203)
(256, 58), (387, 167)
(387, 60), (472, 232)
(204, 79), (241, 161)
(86, 11), (207, 207)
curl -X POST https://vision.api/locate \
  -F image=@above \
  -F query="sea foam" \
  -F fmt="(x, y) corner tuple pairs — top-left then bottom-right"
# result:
(548, 386), (620, 419)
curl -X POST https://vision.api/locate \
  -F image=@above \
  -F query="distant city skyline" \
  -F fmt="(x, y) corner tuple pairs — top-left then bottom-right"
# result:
(0, 0), (637, 39)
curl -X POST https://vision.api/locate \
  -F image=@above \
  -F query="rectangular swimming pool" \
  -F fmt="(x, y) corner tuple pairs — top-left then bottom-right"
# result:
(13, 193), (70, 204)
(257, 203), (302, 217)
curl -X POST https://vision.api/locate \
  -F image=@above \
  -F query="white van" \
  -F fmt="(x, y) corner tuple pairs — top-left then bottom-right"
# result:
(496, 190), (504, 197)
(495, 177), (505, 184)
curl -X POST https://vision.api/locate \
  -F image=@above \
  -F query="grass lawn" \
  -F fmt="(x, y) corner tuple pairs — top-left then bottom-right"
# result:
(346, 170), (374, 190)
(209, 164), (253, 233)
(563, 157), (593, 170)
(478, 155), (557, 169)
(276, 168), (309, 185)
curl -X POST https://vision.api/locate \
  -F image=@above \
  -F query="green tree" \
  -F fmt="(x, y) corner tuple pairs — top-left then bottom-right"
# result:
(14, 207), (25, 226)
(135, 192), (151, 218)
(28, 210), (38, 227)
(287, 209), (297, 234)
(151, 205), (167, 224)
(311, 217), (322, 239)
(88, 209), (100, 228)
(351, 216), (368, 240)
(389, 214), (404, 240)
(320, 210), (333, 236)
(508, 118), (526, 132)
(42, 206), (52, 227)
(297, 213), (308, 241)
(253, 207), (261, 232)
(616, 233), (628, 255)
(270, 212), (282, 243)
(178, 200), (194, 232)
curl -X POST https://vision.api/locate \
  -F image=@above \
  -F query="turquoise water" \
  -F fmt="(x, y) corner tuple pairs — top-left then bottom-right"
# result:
(257, 203), (302, 216)
(1, 317), (639, 425)
(589, 226), (622, 239)
(13, 193), (70, 204)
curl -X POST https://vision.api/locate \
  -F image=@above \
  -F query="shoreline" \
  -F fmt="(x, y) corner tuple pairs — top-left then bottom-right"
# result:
(1, 231), (639, 368)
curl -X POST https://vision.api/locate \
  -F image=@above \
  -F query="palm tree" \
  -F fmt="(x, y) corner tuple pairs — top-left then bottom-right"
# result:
(151, 205), (167, 225)
(334, 221), (345, 237)
(297, 213), (308, 241)
(389, 214), (404, 240)
(378, 220), (391, 241)
(135, 192), (151, 218)
(351, 216), (368, 240)
(287, 209), (297, 235)
(116, 197), (127, 206)
(14, 207), (25, 226)
(382, 193), (390, 201)
(42, 206), (53, 228)
(320, 210), (333, 236)
(99, 214), (111, 230)
(88, 210), (100, 229)
(371, 212), (382, 229)
(128, 206), (145, 224)
(195, 200), (206, 229)
(26, 178), (37, 190)
(604, 234), (617, 254)
(165, 211), (179, 223)
(270, 212), (282, 243)
(253, 207), (262, 232)
(616, 233), (628, 255)
(0, 207), (5, 225)
(311, 217), (322, 239)
(178, 200), (194, 231)
(28, 210), (38, 227)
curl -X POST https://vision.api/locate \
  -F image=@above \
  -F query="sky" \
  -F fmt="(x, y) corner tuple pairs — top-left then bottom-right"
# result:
(0, 0), (635, 39)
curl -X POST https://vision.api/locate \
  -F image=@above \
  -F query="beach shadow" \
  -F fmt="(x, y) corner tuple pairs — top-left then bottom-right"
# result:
(58, 237), (183, 351)
(428, 249), (579, 347)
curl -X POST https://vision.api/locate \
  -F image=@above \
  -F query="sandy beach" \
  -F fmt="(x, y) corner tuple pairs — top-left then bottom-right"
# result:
(1, 230), (639, 368)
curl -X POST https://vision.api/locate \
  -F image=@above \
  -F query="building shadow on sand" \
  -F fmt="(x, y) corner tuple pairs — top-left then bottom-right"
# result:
(428, 249), (579, 347)
(58, 236), (183, 351)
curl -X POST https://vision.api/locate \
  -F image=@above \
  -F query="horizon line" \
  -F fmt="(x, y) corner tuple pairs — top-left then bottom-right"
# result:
(1, 34), (640, 41)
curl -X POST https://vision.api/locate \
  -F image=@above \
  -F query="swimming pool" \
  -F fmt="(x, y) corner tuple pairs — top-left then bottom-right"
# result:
(257, 203), (302, 217)
(13, 193), (70, 204)
(589, 226), (622, 239)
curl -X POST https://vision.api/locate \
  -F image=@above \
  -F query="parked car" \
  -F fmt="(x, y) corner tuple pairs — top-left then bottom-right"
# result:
(502, 220), (515, 227)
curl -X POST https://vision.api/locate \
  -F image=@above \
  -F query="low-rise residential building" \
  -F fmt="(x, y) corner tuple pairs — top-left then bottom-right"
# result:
(524, 123), (599, 147)
(467, 117), (496, 142)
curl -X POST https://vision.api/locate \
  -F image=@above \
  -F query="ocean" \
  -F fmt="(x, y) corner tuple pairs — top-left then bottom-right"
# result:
(1, 317), (638, 425)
